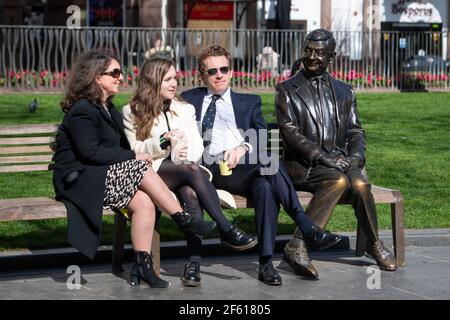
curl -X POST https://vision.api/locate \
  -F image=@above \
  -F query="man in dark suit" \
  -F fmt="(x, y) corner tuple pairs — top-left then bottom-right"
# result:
(181, 45), (341, 285)
(276, 29), (397, 271)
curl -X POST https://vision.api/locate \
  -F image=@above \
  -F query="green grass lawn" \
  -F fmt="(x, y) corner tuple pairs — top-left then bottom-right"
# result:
(1, 92), (449, 251)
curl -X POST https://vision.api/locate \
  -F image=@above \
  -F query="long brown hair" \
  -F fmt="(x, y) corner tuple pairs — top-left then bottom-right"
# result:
(61, 50), (119, 112)
(129, 57), (175, 140)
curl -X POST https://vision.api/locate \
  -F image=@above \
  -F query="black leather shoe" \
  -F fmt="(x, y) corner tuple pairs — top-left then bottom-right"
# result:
(366, 241), (397, 271)
(181, 260), (201, 287)
(304, 226), (342, 250)
(220, 225), (258, 251)
(283, 238), (318, 278)
(258, 262), (282, 286)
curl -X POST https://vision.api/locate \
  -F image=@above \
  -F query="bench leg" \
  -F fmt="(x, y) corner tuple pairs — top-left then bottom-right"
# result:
(152, 210), (161, 276)
(111, 209), (161, 274)
(112, 211), (127, 272)
(355, 221), (367, 257)
(391, 192), (406, 267)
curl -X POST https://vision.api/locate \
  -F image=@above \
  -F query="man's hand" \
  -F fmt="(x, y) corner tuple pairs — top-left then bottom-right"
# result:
(223, 145), (247, 169)
(318, 153), (349, 172)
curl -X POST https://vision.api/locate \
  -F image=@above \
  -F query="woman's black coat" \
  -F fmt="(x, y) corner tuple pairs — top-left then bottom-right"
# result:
(53, 99), (135, 259)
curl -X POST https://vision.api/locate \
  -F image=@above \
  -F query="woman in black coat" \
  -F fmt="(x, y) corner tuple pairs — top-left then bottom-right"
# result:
(53, 50), (215, 288)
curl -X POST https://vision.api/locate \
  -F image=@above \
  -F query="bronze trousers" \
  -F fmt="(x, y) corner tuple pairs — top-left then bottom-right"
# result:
(288, 164), (380, 244)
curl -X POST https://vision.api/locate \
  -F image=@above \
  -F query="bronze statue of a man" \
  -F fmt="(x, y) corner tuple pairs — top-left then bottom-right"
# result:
(275, 29), (397, 272)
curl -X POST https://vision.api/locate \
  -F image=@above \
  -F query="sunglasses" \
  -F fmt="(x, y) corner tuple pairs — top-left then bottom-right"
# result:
(206, 66), (231, 76)
(101, 68), (122, 79)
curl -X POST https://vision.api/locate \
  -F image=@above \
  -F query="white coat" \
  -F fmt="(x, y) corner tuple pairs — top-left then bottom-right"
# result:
(122, 98), (237, 209)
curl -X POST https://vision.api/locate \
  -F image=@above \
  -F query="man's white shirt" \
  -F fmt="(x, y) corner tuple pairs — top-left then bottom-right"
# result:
(200, 88), (252, 156)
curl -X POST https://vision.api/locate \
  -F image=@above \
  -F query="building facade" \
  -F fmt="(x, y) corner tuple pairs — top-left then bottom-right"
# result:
(1, 1), (448, 31)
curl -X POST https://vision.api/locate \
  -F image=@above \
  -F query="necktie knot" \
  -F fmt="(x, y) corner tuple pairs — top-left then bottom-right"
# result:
(313, 77), (321, 88)
(211, 94), (221, 103)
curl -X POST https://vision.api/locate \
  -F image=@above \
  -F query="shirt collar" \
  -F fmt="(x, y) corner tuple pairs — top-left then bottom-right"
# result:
(206, 87), (231, 101)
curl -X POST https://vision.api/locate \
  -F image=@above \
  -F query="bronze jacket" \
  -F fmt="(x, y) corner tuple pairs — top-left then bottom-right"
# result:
(275, 70), (366, 177)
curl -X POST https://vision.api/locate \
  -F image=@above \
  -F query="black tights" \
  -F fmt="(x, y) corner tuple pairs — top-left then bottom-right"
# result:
(158, 159), (233, 233)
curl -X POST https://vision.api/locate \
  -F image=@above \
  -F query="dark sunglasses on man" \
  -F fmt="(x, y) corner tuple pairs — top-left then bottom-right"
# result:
(206, 66), (231, 76)
(101, 68), (122, 79)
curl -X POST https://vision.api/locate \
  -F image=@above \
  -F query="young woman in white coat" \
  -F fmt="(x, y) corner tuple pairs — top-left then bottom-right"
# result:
(122, 57), (257, 287)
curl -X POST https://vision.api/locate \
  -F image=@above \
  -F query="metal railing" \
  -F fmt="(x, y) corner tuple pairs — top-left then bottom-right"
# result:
(0, 26), (449, 91)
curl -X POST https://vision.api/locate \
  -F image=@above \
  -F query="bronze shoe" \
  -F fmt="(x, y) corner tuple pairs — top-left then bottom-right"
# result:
(283, 237), (319, 278)
(366, 241), (397, 271)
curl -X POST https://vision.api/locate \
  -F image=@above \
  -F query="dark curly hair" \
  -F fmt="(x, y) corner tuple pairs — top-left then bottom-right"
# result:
(60, 50), (119, 112)
(197, 45), (232, 75)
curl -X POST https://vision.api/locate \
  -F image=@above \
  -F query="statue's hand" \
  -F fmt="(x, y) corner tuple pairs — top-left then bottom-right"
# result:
(346, 156), (362, 171)
(318, 153), (349, 172)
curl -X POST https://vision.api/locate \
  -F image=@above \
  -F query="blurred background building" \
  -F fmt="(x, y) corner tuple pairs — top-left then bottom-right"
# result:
(1, 1), (447, 30)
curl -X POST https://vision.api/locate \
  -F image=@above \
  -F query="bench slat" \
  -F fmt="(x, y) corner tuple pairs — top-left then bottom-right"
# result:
(0, 137), (54, 145)
(0, 197), (114, 221)
(234, 192), (315, 208)
(0, 164), (51, 173)
(0, 145), (53, 155)
(0, 185), (399, 221)
(370, 186), (397, 203)
(0, 186), (395, 221)
(0, 155), (53, 164)
(233, 186), (398, 208)
(0, 124), (58, 135)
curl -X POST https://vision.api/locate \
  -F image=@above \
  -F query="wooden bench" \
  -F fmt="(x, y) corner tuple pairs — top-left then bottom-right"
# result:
(0, 123), (405, 275)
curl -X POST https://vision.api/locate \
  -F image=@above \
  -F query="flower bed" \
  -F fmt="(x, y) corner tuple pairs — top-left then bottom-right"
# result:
(1, 67), (448, 90)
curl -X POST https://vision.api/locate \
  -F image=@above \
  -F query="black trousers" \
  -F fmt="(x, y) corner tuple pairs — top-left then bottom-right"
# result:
(209, 161), (306, 258)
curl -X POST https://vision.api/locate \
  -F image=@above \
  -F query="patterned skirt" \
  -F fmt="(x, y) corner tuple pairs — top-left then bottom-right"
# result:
(103, 159), (150, 210)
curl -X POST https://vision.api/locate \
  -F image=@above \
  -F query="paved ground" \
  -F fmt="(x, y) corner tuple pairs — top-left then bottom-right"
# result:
(1, 245), (449, 300)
